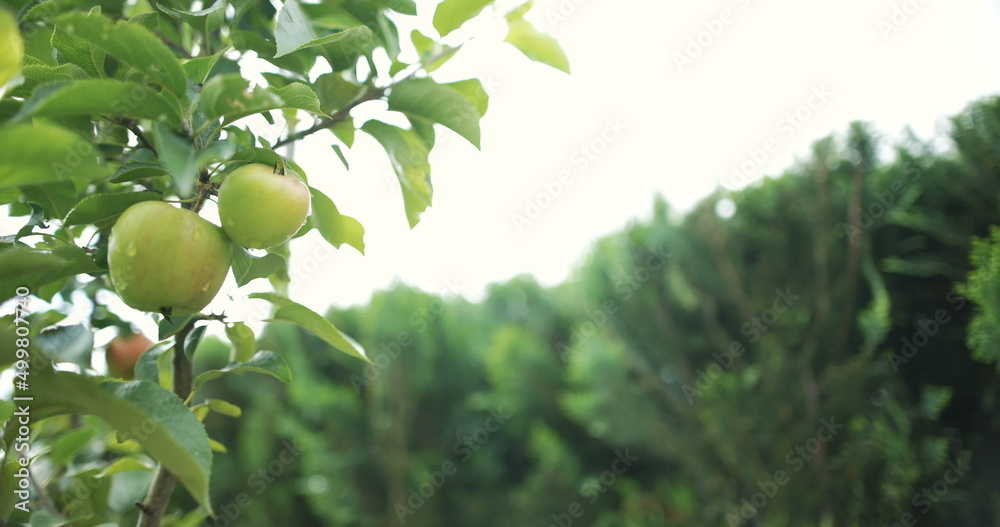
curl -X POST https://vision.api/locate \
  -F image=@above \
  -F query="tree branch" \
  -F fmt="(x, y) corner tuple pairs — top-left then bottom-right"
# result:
(118, 118), (159, 157)
(273, 86), (386, 149)
(271, 40), (466, 150)
(136, 320), (196, 527)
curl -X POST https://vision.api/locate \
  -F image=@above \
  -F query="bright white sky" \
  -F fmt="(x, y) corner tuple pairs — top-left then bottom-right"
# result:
(267, 0), (1000, 314)
(5, 0), (1000, 328)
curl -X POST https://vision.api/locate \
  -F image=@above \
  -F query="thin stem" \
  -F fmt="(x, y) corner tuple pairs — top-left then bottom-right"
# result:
(29, 469), (58, 514)
(189, 171), (214, 213)
(135, 321), (196, 527)
(117, 118), (159, 157)
(271, 40), (466, 149)
(273, 86), (385, 149)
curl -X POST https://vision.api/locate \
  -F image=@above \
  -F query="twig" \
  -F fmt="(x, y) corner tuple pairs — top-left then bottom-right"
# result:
(273, 86), (386, 149)
(271, 39), (467, 149)
(118, 118), (159, 157)
(135, 320), (196, 527)
(28, 468), (58, 514)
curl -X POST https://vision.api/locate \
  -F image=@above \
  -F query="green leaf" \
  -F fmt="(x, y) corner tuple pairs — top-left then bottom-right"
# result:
(200, 74), (324, 125)
(361, 120), (432, 228)
(35, 324), (94, 369)
(16, 80), (181, 124)
(274, 0), (374, 59)
(0, 245), (100, 304)
(0, 10), (23, 89)
(32, 372), (214, 514)
(230, 246), (286, 287)
(313, 72), (364, 115)
(389, 0), (417, 15)
(209, 438), (227, 453)
(409, 116), (436, 149)
(192, 350), (293, 394)
(110, 161), (169, 183)
(134, 341), (172, 388)
(309, 187), (365, 254)
(63, 191), (161, 230)
(505, 18), (570, 73)
(388, 77), (482, 148)
(0, 401), (13, 429)
(129, 12), (160, 31)
(332, 119), (355, 147)
(224, 322), (256, 363)
(160, 0), (226, 33)
(18, 0), (80, 23)
(505, 0), (534, 22)
(249, 292), (369, 362)
(185, 325), (208, 359)
(331, 144), (349, 170)
(183, 51), (226, 84)
(446, 78), (489, 116)
(0, 202), (45, 245)
(0, 123), (106, 189)
(49, 425), (97, 465)
(205, 398), (242, 418)
(51, 25), (105, 78)
(96, 457), (154, 478)
(20, 182), (78, 220)
(434, 0), (493, 36)
(411, 29), (434, 55)
(152, 121), (234, 197)
(56, 12), (188, 97)
(0, 188), (20, 206)
(158, 315), (197, 341)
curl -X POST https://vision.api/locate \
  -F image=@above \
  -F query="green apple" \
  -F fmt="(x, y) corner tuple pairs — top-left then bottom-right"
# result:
(109, 201), (232, 315)
(106, 333), (153, 380)
(0, 10), (24, 89)
(217, 163), (311, 249)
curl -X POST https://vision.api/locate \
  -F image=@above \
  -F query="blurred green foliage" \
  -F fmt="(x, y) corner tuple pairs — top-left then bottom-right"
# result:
(195, 97), (1000, 526)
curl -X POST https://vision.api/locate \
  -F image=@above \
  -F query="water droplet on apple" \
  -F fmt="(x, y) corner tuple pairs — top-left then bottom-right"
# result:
(201, 282), (211, 292)
(126, 243), (137, 257)
(192, 230), (202, 241)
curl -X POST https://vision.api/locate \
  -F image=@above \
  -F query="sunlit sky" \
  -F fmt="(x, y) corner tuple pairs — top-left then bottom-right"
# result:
(266, 0), (1000, 314)
(5, 0), (1000, 324)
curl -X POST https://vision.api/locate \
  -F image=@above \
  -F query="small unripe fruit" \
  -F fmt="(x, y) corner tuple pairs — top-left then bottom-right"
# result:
(217, 163), (310, 249)
(109, 201), (232, 315)
(106, 333), (153, 379)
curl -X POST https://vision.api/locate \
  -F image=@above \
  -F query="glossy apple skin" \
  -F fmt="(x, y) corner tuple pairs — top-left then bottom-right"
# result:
(217, 163), (310, 249)
(109, 201), (232, 315)
(106, 333), (153, 379)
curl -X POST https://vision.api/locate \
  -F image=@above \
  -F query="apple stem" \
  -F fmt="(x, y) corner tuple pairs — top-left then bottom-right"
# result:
(135, 320), (196, 527)
(190, 170), (213, 213)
